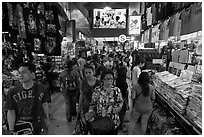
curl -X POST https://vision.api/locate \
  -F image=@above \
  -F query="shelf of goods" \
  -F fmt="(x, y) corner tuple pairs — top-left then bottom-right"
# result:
(153, 71), (202, 135)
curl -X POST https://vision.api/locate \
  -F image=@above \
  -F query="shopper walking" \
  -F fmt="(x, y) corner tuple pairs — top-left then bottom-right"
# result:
(128, 72), (155, 135)
(116, 62), (128, 131)
(77, 64), (101, 118)
(59, 60), (81, 122)
(85, 69), (123, 135)
(131, 57), (146, 87)
(42, 57), (54, 95)
(6, 62), (50, 135)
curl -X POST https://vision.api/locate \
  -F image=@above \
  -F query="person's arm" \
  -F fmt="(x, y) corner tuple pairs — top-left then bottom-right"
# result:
(41, 85), (51, 128)
(112, 88), (123, 113)
(132, 68), (137, 86)
(77, 80), (84, 114)
(7, 110), (16, 131)
(129, 85), (136, 111)
(42, 102), (50, 127)
(6, 88), (16, 131)
(150, 85), (156, 101)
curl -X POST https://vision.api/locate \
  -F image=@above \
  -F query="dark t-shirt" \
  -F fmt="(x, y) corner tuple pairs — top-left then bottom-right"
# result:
(6, 83), (50, 121)
(81, 78), (101, 109)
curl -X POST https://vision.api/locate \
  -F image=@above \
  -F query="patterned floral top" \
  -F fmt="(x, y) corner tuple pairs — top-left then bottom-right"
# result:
(89, 85), (123, 128)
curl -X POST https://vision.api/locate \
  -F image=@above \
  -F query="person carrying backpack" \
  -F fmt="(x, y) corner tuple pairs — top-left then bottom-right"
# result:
(59, 60), (81, 122)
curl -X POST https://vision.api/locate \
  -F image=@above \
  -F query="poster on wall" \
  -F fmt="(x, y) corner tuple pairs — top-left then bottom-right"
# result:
(128, 16), (141, 35)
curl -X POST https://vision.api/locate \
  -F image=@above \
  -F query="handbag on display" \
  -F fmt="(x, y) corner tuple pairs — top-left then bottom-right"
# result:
(90, 116), (114, 134)
(73, 115), (88, 135)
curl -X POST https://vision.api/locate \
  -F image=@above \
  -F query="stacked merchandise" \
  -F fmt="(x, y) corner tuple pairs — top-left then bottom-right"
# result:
(170, 84), (194, 114)
(153, 69), (202, 134)
(147, 103), (186, 135)
(186, 84), (202, 129)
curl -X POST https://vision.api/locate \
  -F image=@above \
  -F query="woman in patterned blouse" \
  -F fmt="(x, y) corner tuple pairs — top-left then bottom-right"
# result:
(85, 69), (123, 134)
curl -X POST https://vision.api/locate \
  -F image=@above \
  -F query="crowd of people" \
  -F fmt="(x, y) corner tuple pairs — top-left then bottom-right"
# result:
(4, 50), (156, 135)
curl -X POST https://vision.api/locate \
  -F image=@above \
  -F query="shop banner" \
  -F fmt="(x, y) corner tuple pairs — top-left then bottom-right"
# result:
(128, 16), (141, 35)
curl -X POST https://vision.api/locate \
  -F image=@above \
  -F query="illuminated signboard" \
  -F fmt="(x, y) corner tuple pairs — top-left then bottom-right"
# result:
(128, 16), (141, 35)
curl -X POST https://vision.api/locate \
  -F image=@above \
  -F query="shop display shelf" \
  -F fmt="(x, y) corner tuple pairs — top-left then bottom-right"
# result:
(155, 90), (202, 135)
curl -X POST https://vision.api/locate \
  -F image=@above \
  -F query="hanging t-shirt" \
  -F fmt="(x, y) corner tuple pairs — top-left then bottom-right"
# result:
(16, 4), (26, 39)
(23, 3), (38, 38)
(159, 21), (164, 40)
(36, 2), (46, 38)
(179, 49), (189, 63)
(173, 12), (181, 37)
(151, 3), (157, 25)
(144, 29), (150, 43)
(180, 8), (191, 35)
(146, 7), (152, 26)
(163, 18), (170, 41)
(159, 19), (169, 41)
(172, 49), (180, 63)
(151, 24), (160, 43)
(189, 2), (202, 33)
(141, 14), (147, 31)
(168, 15), (175, 37)
(156, 3), (163, 21)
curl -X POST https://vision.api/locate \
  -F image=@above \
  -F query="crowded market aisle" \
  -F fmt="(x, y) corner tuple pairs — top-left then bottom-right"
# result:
(47, 78), (133, 135)
(2, 2), (202, 135)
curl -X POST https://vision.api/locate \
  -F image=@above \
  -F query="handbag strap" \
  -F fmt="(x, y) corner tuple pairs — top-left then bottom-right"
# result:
(32, 83), (39, 122)
(135, 91), (142, 99)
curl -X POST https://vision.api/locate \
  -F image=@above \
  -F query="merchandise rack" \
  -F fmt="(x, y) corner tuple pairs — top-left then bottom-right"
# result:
(155, 90), (202, 135)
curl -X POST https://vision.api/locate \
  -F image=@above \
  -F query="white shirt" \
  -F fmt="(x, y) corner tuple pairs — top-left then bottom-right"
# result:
(132, 66), (141, 86)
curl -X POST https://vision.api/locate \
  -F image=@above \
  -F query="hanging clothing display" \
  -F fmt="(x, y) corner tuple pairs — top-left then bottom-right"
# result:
(151, 24), (160, 43)
(146, 7), (152, 26)
(159, 19), (169, 41)
(151, 3), (157, 25)
(171, 49), (180, 63)
(156, 3), (163, 21)
(163, 18), (170, 41)
(16, 4), (27, 39)
(179, 7), (191, 35)
(168, 14), (175, 37)
(172, 12), (181, 37)
(179, 49), (189, 63)
(141, 14), (147, 31)
(189, 2), (202, 33)
(144, 29), (150, 43)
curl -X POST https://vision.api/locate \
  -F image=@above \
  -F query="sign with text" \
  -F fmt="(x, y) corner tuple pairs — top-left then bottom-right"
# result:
(118, 34), (127, 43)
(128, 16), (141, 35)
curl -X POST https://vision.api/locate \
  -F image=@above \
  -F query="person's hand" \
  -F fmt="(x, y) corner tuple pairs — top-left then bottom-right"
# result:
(85, 112), (95, 122)
(76, 107), (81, 114)
(45, 119), (50, 129)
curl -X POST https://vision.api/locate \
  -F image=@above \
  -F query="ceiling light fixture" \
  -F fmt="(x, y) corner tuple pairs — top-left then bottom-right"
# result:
(104, 6), (111, 10)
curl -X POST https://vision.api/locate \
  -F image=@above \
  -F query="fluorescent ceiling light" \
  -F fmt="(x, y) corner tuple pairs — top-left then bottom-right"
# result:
(104, 6), (111, 10)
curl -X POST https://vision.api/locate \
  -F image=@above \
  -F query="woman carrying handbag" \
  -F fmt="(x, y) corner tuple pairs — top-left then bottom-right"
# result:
(85, 69), (123, 135)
